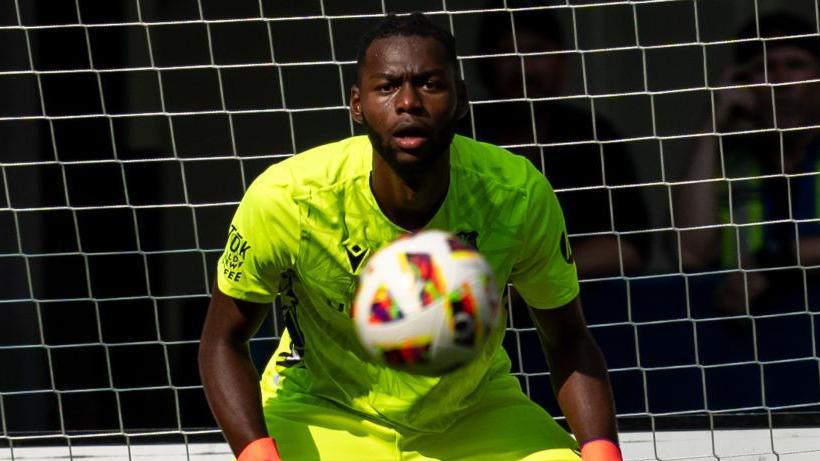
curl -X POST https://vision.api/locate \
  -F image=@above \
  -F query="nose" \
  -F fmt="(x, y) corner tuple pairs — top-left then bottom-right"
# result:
(396, 82), (422, 114)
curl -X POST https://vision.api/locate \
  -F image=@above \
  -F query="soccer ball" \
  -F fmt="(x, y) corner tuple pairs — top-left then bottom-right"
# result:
(352, 230), (502, 375)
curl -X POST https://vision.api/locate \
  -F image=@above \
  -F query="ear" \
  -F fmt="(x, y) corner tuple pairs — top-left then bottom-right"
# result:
(455, 79), (469, 120)
(350, 84), (363, 124)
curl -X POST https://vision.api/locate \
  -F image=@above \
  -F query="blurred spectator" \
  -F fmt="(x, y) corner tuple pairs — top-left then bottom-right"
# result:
(473, 7), (650, 278)
(677, 12), (820, 314)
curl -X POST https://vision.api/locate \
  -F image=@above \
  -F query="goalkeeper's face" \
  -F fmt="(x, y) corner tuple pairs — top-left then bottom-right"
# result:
(350, 35), (467, 174)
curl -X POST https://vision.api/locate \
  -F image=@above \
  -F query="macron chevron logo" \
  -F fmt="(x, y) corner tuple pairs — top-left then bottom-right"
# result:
(344, 242), (369, 274)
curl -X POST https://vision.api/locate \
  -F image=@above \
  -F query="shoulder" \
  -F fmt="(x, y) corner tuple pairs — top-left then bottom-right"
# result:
(451, 135), (543, 193)
(253, 136), (371, 197)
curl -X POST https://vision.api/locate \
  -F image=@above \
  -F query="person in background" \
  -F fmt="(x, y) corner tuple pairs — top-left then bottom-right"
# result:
(473, 7), (651, 279)
(677, 12), (820, 315)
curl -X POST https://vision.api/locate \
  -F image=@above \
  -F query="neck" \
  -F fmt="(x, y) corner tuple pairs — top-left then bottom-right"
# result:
(370, 151), (450, 231)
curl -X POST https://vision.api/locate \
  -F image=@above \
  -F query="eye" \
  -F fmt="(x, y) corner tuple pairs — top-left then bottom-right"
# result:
(422, 80), (442, 91)
(377, 83), (396, 93)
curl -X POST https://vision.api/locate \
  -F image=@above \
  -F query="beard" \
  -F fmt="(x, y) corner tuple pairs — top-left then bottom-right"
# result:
(361, 114), (458, 179)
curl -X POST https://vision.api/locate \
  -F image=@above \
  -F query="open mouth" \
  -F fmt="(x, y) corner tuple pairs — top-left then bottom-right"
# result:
(393, 126), (430, 151)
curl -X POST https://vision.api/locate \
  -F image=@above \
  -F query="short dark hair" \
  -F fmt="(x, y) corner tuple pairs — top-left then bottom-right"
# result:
(356, 13), (459, 78)
(735, 12), (820, 64)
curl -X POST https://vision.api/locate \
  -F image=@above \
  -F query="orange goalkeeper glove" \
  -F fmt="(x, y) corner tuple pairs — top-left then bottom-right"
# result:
(237, 437), (281, 461)
(580, 438), (622, 461)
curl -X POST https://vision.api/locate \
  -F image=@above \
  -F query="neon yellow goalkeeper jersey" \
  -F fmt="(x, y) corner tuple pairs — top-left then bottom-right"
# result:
(217, 135), (579, 432)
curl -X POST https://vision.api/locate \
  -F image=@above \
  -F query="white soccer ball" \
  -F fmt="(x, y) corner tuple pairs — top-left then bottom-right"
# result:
(352, 229), (502, 375)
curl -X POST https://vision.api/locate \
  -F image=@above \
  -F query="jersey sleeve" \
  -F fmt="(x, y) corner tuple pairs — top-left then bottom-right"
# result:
(509, 164), (580, 309)
(216, 167), (299, 303)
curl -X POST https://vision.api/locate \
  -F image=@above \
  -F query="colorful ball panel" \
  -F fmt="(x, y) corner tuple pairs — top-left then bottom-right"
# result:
(352, 230), (501, 375)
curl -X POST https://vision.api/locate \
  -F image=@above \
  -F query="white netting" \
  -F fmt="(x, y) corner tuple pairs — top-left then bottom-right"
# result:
(1, 0), (820, 459)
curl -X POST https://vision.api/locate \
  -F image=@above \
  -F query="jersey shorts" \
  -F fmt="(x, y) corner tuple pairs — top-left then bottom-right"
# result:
(217, 135), (581, 458)
(260, 355), (579, 461)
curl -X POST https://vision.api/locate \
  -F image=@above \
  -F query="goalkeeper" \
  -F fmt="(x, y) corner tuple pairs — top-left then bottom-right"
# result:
(199, 13), (620, 461)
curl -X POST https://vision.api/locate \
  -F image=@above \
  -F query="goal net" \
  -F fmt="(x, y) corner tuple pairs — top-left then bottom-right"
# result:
(1, 0), (819, 460)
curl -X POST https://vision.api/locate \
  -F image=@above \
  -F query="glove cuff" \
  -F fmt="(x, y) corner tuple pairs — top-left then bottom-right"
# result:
(580, 438), (622, 461)
(237, 437), (280, 461)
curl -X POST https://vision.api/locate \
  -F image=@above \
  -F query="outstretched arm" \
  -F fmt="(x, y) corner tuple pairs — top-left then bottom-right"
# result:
(529, 296), (620, 458)
(198, 284), (279, 459)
